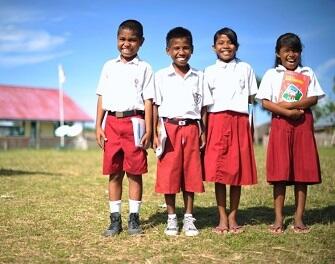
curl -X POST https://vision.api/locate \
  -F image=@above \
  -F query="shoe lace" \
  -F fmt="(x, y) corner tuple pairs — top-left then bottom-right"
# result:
(184, 217), (197, 230)
(167, 218), (178, 230)
(129, 213), (140, 229)
(109, 214), (121, 229)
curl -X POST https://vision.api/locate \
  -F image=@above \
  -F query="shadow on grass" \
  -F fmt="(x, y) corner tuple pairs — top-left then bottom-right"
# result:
(0, 168), (63, 177)
(145, 205), (335, 229)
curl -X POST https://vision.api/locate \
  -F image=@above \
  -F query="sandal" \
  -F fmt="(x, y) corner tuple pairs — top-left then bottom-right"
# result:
(229, 225), (244, 234)
(291, 225), (310, 234)
(212, 226), (229, 235)
(269, 224), (284, 234)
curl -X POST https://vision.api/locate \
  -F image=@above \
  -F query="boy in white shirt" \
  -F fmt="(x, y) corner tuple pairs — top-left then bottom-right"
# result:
(153, 27), (213, 236)
(95, 19), (154, 236)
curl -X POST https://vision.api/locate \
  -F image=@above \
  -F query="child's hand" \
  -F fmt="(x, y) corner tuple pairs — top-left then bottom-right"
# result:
(96, 127), (107, 149)
(140, 132), (152, 149)
(288, 109), (304, 120)
(200, 133), (206, 150)
(152, 135), (159, 151)
(277, 101), (294, 109)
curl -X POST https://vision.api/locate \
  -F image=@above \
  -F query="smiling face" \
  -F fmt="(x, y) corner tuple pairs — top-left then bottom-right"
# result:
(276, 46), (301, 71)
(117, 28), (143, 62)
(166, 37), (193, 72)
(213, 34), (237, 62)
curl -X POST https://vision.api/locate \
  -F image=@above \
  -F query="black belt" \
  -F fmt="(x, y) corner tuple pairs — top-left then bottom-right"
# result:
(108, 110), (144, 118)
(164, 118), (198, 126)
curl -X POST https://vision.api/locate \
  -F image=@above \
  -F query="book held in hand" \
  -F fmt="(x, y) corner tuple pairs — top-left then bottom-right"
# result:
(131, 117), (145, 147)
(278, 71), (310, 102)
(155, 118), (167, 158)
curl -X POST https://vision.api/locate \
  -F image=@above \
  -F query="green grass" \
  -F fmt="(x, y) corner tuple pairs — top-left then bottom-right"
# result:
(0, 146), (334, 263)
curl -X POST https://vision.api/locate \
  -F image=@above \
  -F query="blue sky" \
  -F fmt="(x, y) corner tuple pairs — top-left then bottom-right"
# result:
(1, 0), (334, 126)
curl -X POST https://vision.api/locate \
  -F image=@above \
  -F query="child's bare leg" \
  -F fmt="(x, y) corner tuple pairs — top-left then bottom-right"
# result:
(273, 183), (286, 227)
(215, 183), (228, 228)
(228, 185), (241, 228)
(183, 191), (194, 214)
(165, 194), (176, 214)
(294, 184), (307, 227)
(127, 173), (143, 201)
(109, 172), (125, 200)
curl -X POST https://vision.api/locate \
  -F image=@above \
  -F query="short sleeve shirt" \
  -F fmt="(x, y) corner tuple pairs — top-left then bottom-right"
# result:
(204, 59), (258, 114)
(96, 56), (155, 111)
(256, 65), (325, 103)
(154, 65), (213, 119)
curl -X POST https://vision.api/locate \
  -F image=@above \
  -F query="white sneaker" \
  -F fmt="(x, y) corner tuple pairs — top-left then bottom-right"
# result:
(182, 216), (199, 236)
(164, 217), (179, 236)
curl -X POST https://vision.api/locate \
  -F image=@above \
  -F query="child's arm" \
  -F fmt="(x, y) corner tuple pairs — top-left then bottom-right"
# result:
(262, 99), (304, 120)
(95, 95), (107, 149)
(140, 99), (153, 149)
(152, 104), (159, 151)
(277, 96), (318, 110)
(200, 106), (207, 150)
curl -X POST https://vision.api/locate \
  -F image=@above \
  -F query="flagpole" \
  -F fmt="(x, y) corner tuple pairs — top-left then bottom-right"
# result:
(58, 64), (65, 148)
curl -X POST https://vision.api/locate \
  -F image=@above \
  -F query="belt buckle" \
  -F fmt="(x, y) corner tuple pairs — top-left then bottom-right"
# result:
(115, 112), (124, 118)
(178, 120), (186, 126)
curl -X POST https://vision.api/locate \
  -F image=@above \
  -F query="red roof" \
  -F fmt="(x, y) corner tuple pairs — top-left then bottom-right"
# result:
(0, 84), (93, 122)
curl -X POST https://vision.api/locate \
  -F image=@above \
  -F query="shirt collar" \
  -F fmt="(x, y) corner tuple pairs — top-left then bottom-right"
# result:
(167, 64), (198, 77)
(115, 55), (140, 65)
(275, 64), (309, 73)
(215, 58), (238, 69)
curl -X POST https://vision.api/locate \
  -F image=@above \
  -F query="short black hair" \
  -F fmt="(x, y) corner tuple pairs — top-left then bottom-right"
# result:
(166, 27), (193, 48)
(213, 27), (239, 50)
(275, 32), (303, 67)
(117, 19), (143, 39)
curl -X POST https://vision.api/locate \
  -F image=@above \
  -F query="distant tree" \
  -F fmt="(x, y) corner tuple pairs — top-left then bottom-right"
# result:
(312, 76), (335, 121)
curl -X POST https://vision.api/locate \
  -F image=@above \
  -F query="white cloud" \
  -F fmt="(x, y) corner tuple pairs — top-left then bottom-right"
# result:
(0, 4), (69, 67)
(0, 26), (66, 53)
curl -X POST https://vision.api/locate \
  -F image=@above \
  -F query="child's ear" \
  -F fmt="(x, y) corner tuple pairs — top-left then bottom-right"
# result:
(212, 45), (216, 52)
(140, 37), (145, 46)
(276, 53), (280, 58)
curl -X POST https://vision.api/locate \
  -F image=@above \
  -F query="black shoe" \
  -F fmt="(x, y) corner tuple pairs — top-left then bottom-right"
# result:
(102, 212), (122, 237)
(128, 213), (142, 235)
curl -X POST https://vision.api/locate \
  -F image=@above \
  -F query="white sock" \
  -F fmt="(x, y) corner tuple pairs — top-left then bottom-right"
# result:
(184, 213), (192, 218)
(109, 200), (121, 214)
(168, 214), (177, 220)
(129, 199), (141, 214)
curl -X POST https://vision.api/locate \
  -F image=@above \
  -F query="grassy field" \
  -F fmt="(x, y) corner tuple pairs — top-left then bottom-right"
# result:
(0, 146), (334, 264)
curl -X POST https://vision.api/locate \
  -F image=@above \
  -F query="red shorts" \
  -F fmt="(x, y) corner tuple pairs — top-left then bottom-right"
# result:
(267, 110), (321, 184)
(103, 114), (147, 175)
(155, 121), (204, 194)
(203, 111), (257, 186)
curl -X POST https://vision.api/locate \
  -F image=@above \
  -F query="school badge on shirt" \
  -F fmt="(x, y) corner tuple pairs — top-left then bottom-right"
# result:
(193, 92), (202, 105)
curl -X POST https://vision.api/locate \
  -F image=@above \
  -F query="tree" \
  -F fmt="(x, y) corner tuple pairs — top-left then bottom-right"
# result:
(312, 76), (335, 121)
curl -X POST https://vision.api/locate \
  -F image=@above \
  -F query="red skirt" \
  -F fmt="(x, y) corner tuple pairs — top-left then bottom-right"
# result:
(267, 110), (321, 184)
(203, 111), (257, 185)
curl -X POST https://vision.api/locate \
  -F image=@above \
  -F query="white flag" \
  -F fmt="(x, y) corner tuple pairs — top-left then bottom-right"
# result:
(58, 64), (66, 85)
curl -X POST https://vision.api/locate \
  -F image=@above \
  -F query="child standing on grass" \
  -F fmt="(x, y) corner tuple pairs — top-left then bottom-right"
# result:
(203, 27), (258, 234)
(95, 19), (154, 236)
(256, 33), (325, 234)
(153, 27), (213, 236)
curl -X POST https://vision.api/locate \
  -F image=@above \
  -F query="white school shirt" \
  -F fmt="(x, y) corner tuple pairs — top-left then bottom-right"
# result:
(96, 55), (155, 111)
(256, 65), (325, 103)
(154, 64), (213, 119)
(204, 59), (258, 114)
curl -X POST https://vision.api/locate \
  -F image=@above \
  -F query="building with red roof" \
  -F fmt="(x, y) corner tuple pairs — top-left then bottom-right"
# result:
(0, 84), (93, 149)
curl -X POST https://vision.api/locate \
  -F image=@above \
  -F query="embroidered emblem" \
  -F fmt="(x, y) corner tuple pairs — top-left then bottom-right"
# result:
(193, 92), (202, 105)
